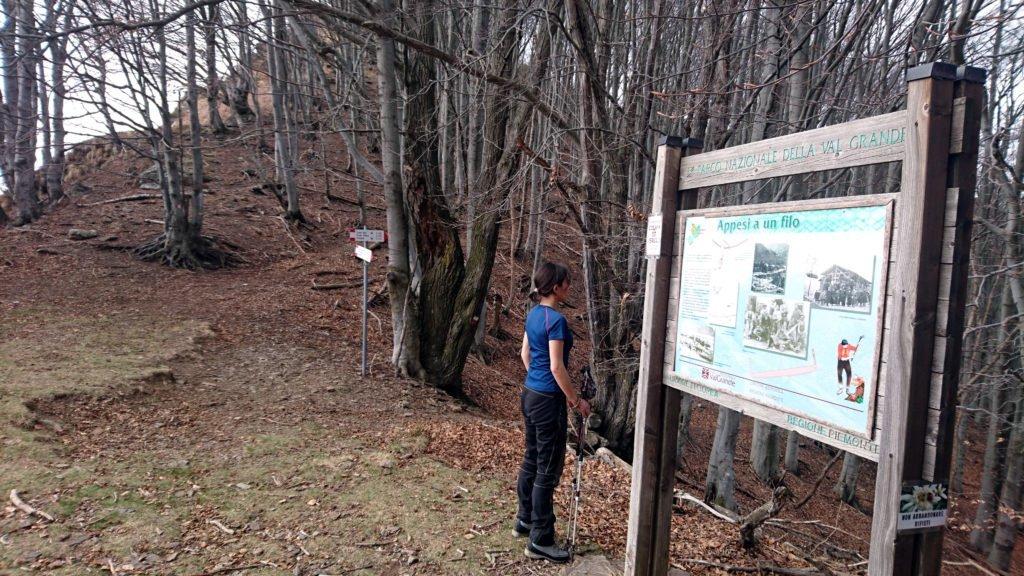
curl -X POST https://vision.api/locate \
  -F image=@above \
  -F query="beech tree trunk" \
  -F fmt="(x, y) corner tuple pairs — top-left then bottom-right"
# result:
(11, 0), (40, 225)
(987, 382), (1023, 570)
(970, 391), (1000, 530)
(264, 0), (302, 221)
(676, 393), (695, 470)
(202, 4), (228, 134)
(37, 58), (51, 198)
(45, 6), (70, 204)
(186, 0), (205, 232)
(783, 431), (801, 475)
(750, 420), (780, 483)
(375, 0), (420, 378)
(705, 406), (742, 511)
(0, 0), (17, 194)
(833, 452), (861, 504)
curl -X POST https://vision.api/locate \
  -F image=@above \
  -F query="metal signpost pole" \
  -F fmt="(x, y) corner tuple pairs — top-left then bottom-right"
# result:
(361, 230), (368, 377)
(351, 227), (382, 376)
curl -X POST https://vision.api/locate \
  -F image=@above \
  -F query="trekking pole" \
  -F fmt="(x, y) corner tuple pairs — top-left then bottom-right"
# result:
(567, 366), (597, 557)
(567, 413), (588, 556)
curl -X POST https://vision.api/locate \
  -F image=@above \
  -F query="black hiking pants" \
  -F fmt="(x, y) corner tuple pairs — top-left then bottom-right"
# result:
(516, 387), (567, 546)
(837, 359), (852, 386)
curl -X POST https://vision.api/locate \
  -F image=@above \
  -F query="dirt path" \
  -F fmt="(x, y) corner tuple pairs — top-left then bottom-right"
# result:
(25, 338), (554, 575)
(0, 228), (572, 575)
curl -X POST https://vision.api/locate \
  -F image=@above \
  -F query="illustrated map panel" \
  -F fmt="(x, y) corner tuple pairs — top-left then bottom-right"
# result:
(671, 203), (890, 439)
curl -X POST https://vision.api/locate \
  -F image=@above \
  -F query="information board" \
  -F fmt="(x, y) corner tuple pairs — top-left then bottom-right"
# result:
(668, 201), (892, 441)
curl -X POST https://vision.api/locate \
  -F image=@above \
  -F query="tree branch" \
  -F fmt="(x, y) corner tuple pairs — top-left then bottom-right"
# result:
(286, 0), (577, 138)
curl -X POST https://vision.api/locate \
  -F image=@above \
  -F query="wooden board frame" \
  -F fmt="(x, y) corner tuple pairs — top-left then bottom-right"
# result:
(679, 111), (907, 189)
(663, 194), (896, 460)
(625, 62), (985, 576)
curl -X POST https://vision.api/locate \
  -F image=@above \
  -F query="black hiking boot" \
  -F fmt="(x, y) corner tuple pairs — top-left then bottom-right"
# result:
(524, 541), (571, 563)
(512, 519), (533, 538)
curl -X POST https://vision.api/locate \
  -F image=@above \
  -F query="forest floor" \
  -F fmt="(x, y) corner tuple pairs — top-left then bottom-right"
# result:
(0, 127), (1017, 575)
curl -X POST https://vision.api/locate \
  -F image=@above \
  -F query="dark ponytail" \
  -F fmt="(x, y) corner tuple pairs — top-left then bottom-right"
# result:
(530, 262), (570, 303)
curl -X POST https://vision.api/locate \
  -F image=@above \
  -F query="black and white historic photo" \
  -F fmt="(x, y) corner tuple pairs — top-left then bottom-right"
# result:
(751, 243), (789, 295)
(803, 255), (875, 313)
(678, 321), (716, 363)
(743, 295), (810, 357)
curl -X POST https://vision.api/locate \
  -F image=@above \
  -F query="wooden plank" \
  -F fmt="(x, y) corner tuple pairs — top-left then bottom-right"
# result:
(923, 447), (937, 483)
(881, 336), (949, 376)
(888, 231), (956, 266)
(888, 262), (950, 295)
(948, 97), (967, 154)
(626, 137), (697, 576)
(875, 370), (945, 411)
(676, 192), (897, 219)
(931, 337), (947, 374)
(874, 403), (941, 450)
(940, 226), (956, 265)
(925, 407), (941, 447)
(944, 188), (960, 227)
(678, 112), (907, 189)
(938, 264), (953, 301)
(918, 69), (985, 576)
(664, 373), (881, 460)
(868, 62), (956, 576)
(936, 300), (950, 337)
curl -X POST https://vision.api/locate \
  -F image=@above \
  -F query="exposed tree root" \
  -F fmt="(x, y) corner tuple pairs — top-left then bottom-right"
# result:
(673, 559), (823, 575)
(134, 233), (242, 270)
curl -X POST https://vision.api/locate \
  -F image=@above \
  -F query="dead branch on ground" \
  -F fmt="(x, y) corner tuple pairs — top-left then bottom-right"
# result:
(791, 451), (844, 511)
(740, 485), (792, 549)
(79, 193), (161, 206)
(312, 279), (363, 291)
(673, 559), (823, 575)
(9, 489), (55, 522)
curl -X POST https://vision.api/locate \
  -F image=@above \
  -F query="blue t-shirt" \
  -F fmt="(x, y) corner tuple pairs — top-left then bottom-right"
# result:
(524, 304), (573, 393)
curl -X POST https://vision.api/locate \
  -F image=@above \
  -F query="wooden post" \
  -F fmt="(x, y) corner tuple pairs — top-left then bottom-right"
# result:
(625, 136), (701, 576)
(917, 65), (985, 576)
(869, 62), (956, 576)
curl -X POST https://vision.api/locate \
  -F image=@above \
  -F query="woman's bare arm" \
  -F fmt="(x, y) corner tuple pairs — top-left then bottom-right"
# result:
(521, 332), (530, 370)
(549, 340), (590, 416)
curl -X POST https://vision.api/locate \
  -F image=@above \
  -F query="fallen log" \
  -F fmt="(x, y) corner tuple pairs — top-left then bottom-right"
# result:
(311, 279), (363, 291)
(80, 193), (161, 207)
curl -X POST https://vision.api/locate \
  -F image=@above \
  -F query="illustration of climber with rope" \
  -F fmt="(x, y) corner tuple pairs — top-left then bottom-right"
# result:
(836, 336), (863, 397)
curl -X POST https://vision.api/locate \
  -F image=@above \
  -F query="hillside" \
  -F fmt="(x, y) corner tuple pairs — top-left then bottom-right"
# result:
(0, 119), (1015, 575)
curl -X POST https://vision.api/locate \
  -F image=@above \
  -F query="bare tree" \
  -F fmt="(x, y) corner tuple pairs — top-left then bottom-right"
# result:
(11, 0), (41, 225)
(200, 2), (226, 134)
(0, 0), (17, 194)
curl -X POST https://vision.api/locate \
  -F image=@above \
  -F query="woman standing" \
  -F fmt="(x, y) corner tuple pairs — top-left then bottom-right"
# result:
(514, 262), (591, 563)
